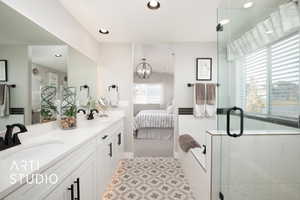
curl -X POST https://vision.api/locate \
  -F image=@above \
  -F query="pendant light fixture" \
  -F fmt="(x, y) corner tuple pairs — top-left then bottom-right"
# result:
(136, 58), (152, 79)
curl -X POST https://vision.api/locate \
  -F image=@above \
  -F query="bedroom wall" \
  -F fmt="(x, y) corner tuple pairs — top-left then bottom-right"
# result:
(133, 72), (174, 115)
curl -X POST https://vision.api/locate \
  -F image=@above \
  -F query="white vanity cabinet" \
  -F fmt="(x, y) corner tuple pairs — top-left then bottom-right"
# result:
(2, 117), (125, 200)
(96, 120), (124, 200)
(96, 133), (113, 200)
(114, 126), (124, 163)
(42, 174), (74, 200)
(44, 153), (96, 200)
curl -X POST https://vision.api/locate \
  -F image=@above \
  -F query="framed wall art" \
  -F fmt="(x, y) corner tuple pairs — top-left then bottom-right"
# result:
(0, 60), (8, 82)
(196, 58), (212, 81)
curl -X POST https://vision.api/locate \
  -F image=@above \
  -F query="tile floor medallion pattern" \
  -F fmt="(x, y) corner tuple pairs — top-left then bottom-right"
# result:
(103, 157), (196, 200)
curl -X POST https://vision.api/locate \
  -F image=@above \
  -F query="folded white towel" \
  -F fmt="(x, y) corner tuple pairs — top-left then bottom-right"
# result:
(205, 105), (216, 118)
(193, 83), (206, 118)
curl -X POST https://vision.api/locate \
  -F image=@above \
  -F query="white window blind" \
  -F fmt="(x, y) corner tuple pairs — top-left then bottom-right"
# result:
(244, 48), (268, 114)
(270, 34), (300, 118)
(134, 84), (162, 104)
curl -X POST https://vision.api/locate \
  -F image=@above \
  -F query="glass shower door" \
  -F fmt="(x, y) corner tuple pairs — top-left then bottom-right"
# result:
(216, 5), (300, 200)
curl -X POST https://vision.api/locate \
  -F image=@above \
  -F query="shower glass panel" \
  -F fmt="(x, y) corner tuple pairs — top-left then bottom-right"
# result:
(216, 3), (300, 200)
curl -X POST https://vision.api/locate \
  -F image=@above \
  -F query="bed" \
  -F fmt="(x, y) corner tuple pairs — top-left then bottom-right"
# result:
(134, 110), (174, 140)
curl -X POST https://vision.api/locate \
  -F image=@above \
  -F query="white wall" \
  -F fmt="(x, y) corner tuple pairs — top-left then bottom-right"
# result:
(0, 45), (31, 125)
(174, 42), (218, 108)
(67, 47), (98, 100)
(1, 0), (101, 63)
(99, 43), (134, 153)
(173, 42), (218, 151)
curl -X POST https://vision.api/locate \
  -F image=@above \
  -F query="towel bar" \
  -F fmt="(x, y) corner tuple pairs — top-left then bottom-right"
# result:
(8, 84), (16, 88)
(187, 83), (219, 87)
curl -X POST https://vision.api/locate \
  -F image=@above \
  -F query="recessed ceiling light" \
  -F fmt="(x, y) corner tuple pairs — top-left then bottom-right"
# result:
(219, 19), (230, 25)
(147, 0), (160, 10)
(99, 28), (109, 34)
(54, 54), (62, 57)
(243, 1), (254, 9)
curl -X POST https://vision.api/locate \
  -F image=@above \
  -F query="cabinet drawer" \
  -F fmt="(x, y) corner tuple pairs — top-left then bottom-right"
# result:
(4, 140), (96, 200)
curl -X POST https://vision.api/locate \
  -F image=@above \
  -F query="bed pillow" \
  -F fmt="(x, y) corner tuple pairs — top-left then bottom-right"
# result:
(166, 105), (174, 114)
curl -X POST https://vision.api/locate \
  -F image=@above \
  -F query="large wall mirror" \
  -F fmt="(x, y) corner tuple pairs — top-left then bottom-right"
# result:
(0, 2), (98, 131)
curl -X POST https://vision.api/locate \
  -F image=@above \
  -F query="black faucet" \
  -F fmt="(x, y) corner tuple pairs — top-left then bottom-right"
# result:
(0, 123), (27, 151)
(87, 109), (99, 120)
(77, 109), (86, 115)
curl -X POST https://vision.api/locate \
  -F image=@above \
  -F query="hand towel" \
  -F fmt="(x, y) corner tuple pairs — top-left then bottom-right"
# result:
(179, 134), (201, 153)
(194, 83), (206, 118)
(0, 84), (5, 105)
(0, 84), (10, 117)
(206, 83), (216, 117)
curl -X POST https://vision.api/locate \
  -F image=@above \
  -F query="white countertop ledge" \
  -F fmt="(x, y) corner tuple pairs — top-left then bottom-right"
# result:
(0, 110), (125, 199)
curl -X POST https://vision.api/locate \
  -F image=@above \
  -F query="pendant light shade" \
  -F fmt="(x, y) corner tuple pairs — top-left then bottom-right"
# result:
(136, 58), (152, 79)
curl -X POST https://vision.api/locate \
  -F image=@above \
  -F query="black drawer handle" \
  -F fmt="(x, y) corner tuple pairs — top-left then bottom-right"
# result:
(109, 143), (112, 157)
(68, 184), (74, 200)
(202, 145), (207, 155)
(102, 135), (108, 140)
(118, 133), (121, 145)
(74, 178), (80, 200)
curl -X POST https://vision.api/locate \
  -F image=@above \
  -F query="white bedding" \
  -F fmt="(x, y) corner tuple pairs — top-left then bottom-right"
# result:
(135, 128), (173, 140)
(134, 110), (174, 130)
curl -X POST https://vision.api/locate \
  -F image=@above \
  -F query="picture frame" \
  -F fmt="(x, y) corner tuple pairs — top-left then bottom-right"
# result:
(0, 60), (8, 82)
(196, 58), (212, 81)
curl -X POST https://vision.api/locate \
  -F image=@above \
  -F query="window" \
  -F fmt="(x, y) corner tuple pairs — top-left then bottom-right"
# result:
(244, 49), (268, 114)
(134, 84), (162, 104)
(242, 33), (300, 119)
(270, 34), (300, 118)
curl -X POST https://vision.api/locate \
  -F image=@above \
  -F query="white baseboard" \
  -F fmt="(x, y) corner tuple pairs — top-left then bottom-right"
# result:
(122, 152), (134, 159)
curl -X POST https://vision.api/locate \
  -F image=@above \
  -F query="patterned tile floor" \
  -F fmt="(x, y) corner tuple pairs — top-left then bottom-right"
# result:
(103, 157), (196, 200)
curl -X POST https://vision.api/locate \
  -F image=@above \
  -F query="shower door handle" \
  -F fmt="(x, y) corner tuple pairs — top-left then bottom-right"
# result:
(226, 106), (244, 138)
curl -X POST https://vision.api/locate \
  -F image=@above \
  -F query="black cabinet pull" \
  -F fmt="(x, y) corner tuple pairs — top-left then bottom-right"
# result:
(226, 106), (244, 138)
(202, 145), (207, 155)
(68, 184), (74, 200)
(118, 133), (121, 145)
(109, 143), (113, 157)
(74, 178), (80, 200)
(102, 135), (108, 140)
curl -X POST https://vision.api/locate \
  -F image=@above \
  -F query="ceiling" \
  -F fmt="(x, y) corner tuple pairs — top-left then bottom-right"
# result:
(58, 0), (222, 43)
(30, 46), (68, 72)
(134, 44), (174, 74)
(0, 2), (63, 45)
(219, 0), (285, 9)
(218, 0), (285, 43)
(58, 0), (288, 43)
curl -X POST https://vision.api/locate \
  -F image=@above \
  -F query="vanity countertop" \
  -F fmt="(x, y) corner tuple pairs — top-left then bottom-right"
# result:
(0, 110), (125, 199)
